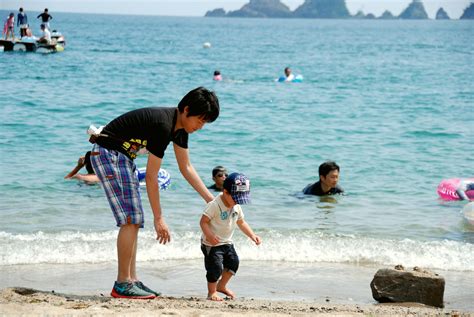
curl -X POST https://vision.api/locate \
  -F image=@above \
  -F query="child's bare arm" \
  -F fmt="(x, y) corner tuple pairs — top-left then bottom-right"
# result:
(200, 215), (220, 245)
(237, 219), (262, 245)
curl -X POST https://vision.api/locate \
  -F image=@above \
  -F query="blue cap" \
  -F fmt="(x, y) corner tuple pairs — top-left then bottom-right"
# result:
(223, 172), (251, 205)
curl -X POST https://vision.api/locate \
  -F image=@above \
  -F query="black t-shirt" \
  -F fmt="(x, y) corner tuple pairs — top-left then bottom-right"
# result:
(303, 181), (344, 196)
(96, 107), (188, 160)
(37, 13), (52, 22)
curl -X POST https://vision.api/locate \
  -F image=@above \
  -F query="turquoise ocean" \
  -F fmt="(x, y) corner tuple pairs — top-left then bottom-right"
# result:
(1, 11), (473, 306)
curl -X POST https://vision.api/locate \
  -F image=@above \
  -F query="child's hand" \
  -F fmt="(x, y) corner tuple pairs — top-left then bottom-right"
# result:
(207, 234), (220, 246)
(252, 235), (262, 245)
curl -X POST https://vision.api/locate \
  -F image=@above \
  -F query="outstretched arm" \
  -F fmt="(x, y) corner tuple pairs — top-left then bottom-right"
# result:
(174, 143), (214, 203)
(73, 174), (100, 183)
(237, 219), (262, 245)
(64, 157), (85, 179)
(456, 188), (469, 201)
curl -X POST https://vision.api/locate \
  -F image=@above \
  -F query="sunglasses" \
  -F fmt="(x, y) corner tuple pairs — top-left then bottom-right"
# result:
(216, 173), (228, 178)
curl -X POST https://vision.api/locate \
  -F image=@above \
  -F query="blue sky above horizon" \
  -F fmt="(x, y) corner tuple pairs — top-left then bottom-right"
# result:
(2, 0), (472, 19)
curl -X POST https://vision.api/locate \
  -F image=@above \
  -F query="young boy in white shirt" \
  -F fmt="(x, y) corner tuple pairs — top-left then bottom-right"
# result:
(200, 172), (262, 301)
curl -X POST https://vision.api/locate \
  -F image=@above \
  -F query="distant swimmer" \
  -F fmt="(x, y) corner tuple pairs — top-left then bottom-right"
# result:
(65, 151), (100, 183)
(457, 179), (474, 201)
(303, 161), (344, 196)
(213, 70), (222, 81)
(208, 165), (227, 191)
(277, 67), (303, 83)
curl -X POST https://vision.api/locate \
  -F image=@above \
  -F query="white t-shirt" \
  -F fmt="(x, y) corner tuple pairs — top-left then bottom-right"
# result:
(201, 193), (244, 247)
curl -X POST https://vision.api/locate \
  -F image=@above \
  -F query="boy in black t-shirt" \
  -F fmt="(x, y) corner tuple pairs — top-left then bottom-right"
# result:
(90, 87), (219, 299)
(303, 161), (344, 196)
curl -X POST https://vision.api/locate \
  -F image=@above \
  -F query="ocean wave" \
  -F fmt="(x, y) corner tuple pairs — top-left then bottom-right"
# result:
(0, 230), (472, 271)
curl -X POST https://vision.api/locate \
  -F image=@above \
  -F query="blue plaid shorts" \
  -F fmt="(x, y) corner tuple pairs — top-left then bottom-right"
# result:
(90, 144), (144, 228)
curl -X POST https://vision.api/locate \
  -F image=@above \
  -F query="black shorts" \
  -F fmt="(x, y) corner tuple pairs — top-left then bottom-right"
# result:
(201, 244), (239, 283)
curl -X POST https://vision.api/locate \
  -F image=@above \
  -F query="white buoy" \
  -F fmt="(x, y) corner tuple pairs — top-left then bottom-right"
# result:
(203, 42), (211, 49)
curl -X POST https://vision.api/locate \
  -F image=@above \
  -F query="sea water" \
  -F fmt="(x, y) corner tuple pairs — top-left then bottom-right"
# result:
(0, 13), (473, 278)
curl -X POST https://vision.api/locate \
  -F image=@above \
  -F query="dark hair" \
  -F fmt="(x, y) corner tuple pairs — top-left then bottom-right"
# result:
(178, 87), (219, 123)
(212, 165), (227, 177)
(19, 8), (23, 12)
(45, 8), (48, 12)
(319, 161), (340, 177)
(40, 23), (45, 28)
(84, 151), (95, 174)
(214, 70), (220, 76)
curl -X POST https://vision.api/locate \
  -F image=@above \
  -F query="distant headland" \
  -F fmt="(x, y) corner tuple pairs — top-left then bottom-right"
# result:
(205, 0), (474, 20)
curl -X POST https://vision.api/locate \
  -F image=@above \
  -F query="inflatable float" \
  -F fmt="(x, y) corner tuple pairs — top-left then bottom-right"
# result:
(277, 74), (303, 83)
(437, 178), (474, 201)
(136, 168), (171, 190)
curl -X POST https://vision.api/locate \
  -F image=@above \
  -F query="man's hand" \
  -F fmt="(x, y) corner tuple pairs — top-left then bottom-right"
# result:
(154, 218), (171, 244)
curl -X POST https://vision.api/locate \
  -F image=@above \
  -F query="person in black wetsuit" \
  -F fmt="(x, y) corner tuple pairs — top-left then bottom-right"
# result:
(303, 161), (344, 196)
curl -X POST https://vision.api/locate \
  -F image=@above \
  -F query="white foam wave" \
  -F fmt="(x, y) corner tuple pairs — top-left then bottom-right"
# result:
(0, 230), (472, 271)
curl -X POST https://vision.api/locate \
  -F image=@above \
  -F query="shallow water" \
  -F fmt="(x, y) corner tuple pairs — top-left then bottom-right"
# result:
(0, 13), (473, 273)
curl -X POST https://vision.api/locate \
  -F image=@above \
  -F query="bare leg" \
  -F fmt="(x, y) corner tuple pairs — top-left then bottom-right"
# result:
(116, 224), (139, 282)
(207, 281), (223, 301)
(217, 270), (236, 299)
(130, 235), (138, 281)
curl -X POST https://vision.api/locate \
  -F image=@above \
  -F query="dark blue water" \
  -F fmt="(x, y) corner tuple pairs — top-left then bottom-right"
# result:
(1, 12), (473, 270)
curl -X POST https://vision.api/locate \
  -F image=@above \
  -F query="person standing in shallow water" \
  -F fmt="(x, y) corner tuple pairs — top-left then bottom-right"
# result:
(200, 172), (262, 301)
(90, 87), (220, 299)
(303, 161), (344, 196)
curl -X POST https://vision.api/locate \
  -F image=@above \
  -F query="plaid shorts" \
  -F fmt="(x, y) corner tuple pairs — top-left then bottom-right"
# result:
(90, 144), (144, 228)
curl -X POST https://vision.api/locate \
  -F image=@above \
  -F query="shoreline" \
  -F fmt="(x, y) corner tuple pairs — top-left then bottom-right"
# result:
(1, 260), (473, 315)
(0, 287), (469, 316)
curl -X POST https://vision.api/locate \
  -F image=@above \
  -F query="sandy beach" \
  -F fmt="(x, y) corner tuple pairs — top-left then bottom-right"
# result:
(1, 260), (473, 316)
(0, 287), (470, 316)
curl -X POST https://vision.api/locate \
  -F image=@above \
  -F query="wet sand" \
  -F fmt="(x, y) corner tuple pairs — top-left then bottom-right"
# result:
(1, 260), (472, 316)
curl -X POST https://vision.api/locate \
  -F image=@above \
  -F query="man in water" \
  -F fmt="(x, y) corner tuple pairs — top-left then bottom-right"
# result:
(283, 67), (295, 81)
(303, 161), (344, 196)
(208, 166), (227, 191)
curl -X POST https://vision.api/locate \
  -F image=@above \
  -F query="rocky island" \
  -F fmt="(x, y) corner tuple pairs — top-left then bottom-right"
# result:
(205, 0), (465, 20)
(460, 2), (474, 19)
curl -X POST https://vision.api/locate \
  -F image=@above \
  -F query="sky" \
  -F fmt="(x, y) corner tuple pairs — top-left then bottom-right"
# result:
(1, 0), (472, 19)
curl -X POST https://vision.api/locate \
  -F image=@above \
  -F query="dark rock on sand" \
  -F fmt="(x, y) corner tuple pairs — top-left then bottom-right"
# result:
(370, 266), (445, 308)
